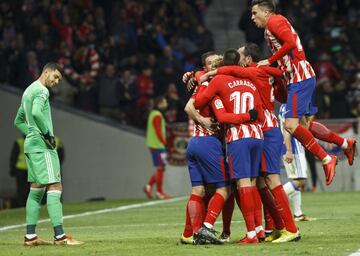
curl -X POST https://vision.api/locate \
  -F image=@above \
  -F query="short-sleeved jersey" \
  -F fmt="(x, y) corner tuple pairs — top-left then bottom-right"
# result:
(194, 74), (263, 143)
(265, 14), (315, 85)
(15, 81), (53, 153)
(217, 65), (281, 131)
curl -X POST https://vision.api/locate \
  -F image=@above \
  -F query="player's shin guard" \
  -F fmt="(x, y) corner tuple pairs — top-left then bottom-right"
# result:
(26, 188), (46, 235)
(258, 187), (284, 230)
(222, 193), (235, 235)
(309, 121), (345, 147)
(271, 185), (297, 233)
(292, 125), (328, 161)
(263, 205), (274, 231)
(204, 192), (225, 226)
(183, 204), (193, 238)
(238, 187), (256, 234)
(252, 187), (263, 229)
(47, 190), (65, 238)
(187, 194), (205, 233)
(155, 167), (165, 193)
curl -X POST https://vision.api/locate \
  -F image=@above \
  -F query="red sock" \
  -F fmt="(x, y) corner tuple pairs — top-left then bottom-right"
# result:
(309, 121), (345, 147)
(238, 187), (255, 232)
(293, 125), (327, 161)
(204, 192), (225, 226)
(222, 192), (234, 235)
(234, 188), (241, 209)
(271, 185), (297, 233)
(183, 205), (193, 237)
(258, 187), (284, 230)
(187, 194), (205, 233)
(155, 167), (165, 193)
(148, 171), (157, 187)
(252, 187), (263, 228)
(263, 205), (274, 231)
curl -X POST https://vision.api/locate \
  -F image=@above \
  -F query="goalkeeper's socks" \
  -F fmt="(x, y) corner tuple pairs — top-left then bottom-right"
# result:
(26, 187), (46, 236)
(204, 192), (225, 226)
(221, 193), (234, 235)
(187, 194), (205, 233)
(47, 190), (65, 237)
(182, 204), (193, 238)
(252, 187), (263, 228)
(271, 185), (297, 233)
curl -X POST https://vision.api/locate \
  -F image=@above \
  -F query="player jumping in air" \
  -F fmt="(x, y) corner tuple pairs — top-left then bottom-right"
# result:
(251, 0), (356, 186)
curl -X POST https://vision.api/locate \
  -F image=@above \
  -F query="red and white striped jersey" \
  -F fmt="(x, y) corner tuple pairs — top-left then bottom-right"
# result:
(191, 84), (221, 137)
(216, 65), (280, 131)
(265, 14), (315, 85)
(194, 75), (264, 143)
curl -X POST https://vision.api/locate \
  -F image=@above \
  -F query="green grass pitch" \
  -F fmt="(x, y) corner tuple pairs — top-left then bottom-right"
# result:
(1, 192), (360, 256)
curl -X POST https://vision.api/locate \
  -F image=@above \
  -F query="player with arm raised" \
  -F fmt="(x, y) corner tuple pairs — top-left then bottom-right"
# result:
(14, 62), (83, 246)
(251, 0), (356, 186)
(195, 49), (265, 244)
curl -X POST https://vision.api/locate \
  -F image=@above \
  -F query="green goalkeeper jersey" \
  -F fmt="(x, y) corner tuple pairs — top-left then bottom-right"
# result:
(14, 80), (54, 153)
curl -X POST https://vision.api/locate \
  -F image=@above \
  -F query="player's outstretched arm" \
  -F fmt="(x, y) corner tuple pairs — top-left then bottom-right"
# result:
(14, 106), (29, 135)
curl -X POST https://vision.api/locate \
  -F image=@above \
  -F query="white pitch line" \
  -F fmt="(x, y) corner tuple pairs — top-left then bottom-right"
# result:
(349, 249), (360, 256)
(0, 197), (186, 232)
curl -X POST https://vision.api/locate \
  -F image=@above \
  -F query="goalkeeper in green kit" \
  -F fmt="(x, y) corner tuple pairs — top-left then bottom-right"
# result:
(14, 62), (83, 246)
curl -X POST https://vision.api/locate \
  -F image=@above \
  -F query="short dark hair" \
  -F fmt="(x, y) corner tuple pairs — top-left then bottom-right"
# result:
(201, 51), (216, 66)
(251, 0), (275, 13)
(153, 96), (166, 110)
(243, 42), (261, 62)
(42, 62), (63, 75)
(223, 49), (240, 66)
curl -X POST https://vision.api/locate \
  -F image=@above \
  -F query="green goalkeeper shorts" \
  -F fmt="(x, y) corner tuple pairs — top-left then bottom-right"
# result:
(25, 150), (61, 185)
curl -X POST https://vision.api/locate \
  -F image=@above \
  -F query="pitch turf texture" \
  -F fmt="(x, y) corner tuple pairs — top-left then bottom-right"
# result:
(1, 192), (360, 256)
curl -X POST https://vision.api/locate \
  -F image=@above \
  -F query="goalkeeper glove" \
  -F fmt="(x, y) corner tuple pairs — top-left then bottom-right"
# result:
(248, 109), (258, 122)
(42, 132), (56, 149)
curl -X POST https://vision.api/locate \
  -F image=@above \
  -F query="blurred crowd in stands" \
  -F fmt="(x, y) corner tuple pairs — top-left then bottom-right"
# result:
(1, 0), (360, 129)
(240, 0), (360, 120)
(0, 0), (213, 128)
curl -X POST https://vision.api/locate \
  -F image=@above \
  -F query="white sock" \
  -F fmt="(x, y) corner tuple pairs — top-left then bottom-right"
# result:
(55, 233), (66, 239)
(322, 155), (332, 164)
(292, 190), (303, 217)
(255, 226), (264, 233)
(247, 230), (256, 239)
(203, 222), (213, 229)
(25, 234), (37, 239)
(283, 181), (296, 196)
(341, 139), (348, 149)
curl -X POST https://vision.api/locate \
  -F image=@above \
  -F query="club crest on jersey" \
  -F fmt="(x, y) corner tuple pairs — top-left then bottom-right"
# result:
(214, 99), (224, 109)
(227, 79), (256, 91)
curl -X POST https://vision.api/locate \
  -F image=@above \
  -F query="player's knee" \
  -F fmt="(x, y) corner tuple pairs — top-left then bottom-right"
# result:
(293, 179), (305, 188)
(191, 186), (205, 197)
(285, 120), (297, 133)
(216, 187), (228, 200)
(47, 182), (62, 192)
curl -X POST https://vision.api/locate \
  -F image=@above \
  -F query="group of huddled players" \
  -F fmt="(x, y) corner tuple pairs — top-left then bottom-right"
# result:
(178, 0), (356, 245)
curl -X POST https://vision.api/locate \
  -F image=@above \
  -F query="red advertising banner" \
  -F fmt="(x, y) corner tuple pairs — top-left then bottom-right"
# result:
(166, 122), (189, 166)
